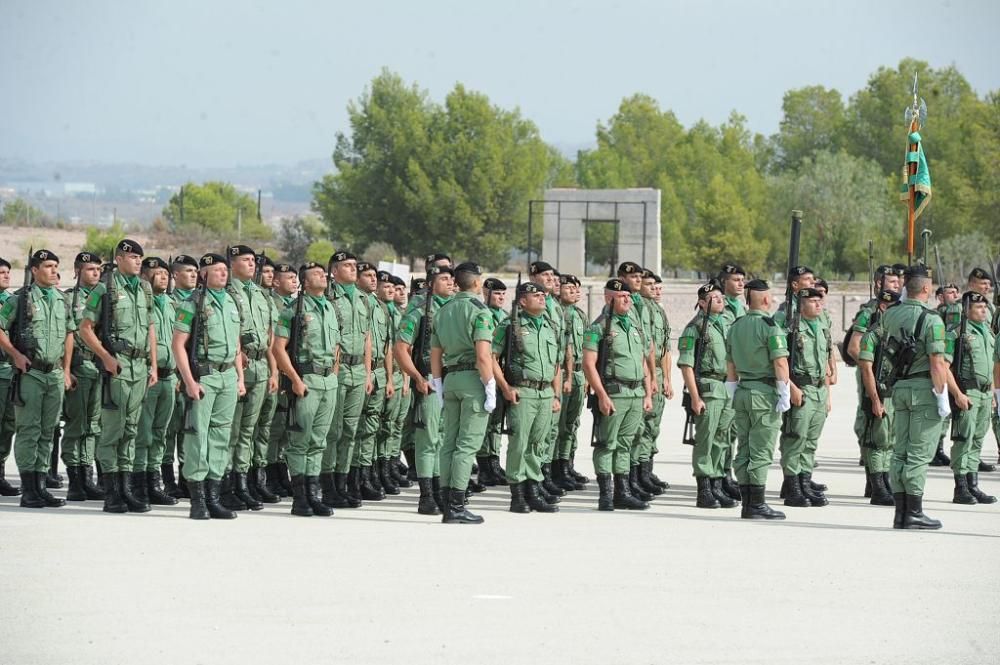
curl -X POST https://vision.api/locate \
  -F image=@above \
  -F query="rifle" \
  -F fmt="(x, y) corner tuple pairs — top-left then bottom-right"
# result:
(181, 281), (208, 434)
(920, 228), (931, 267)
(282, 272), (307, 433)
(859, 313), (888, 449)
(933, 245), (944, 289)
(681, 306), (712, 446)
(867, 240), (874, 300)
(588, 305), (614, 446)
(166, 255), (174, 296)
(69, 265), (84, 373)
(411, 275), (435, 427)
(97, 262), (120, 410)
(781, 210), (803, 436)
(7, 247), (35, 407)
(253, 251), (265, 287)
(949, 293), (970, 441)
(496, 273), (522, 435)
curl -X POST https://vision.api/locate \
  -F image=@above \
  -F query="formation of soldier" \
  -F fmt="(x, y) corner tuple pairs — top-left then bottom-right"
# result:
(0, 243), (995, 529)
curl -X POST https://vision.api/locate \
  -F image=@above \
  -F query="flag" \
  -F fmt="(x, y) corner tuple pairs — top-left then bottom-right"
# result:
(900, 131), (932, 220)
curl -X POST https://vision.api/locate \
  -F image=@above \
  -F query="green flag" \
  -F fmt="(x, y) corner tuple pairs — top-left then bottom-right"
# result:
(900, 131), (932, 220)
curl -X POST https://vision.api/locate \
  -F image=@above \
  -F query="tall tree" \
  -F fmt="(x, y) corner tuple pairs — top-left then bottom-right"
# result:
(163, 182), (269, 239)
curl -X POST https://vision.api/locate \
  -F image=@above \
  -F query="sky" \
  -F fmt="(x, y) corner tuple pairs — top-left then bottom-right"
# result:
(1, 0), (997, 167)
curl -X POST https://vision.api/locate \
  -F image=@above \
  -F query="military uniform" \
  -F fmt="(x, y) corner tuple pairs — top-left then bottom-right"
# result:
(0, 284), (17, 496)
(263, 284), (296, 496)
(354, 280), (394, 499)
(163, 275), (196, 497)
(538, 291), (566, 492)
(377, 290), (411, 489)
(477, 289), (509, 486)
(635, 290), (671, 492)
(556, 296), (586, 479)
(851, 297), (896, 490)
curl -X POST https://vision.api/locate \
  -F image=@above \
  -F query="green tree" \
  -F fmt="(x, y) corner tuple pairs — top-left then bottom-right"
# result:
(277, 215), (328, 267)
(85, 221), (127, 261)
(773, 85), (846, 171)
(305, 239), (335, 265)
(162, 182), (270, 240)
(0, 198), (51, 227)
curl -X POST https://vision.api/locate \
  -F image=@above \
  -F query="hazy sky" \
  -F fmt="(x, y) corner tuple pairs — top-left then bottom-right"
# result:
(2, 0), (997, 167)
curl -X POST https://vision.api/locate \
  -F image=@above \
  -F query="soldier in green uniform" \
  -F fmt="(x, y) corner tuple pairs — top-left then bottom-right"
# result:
(715, 263), (746, 501)
(0, 257), (18, 496)
(726, 279), (798, 520)
(321, 251), (372, 508)
(961, 268), (998, 471)
(492, 281), (560, 513)
(370, 271), (408, 492)
(172, 253), (247, 520)
(262, 262), (298, 498)
(80, 239), (157, 514)
(395, 265), (453, 514)
(0, 250), (75, 508)
(397, 276), (425, 482)
(162, 254), (199, 498)
(677, 282), (737, 509)
(61, 252), (106, 501)
(476, 277), (509, 487)
(774, 288), (831, 508)
(382, 275), (412, 487)
(582, 279), (653, 511)
(945, 292), (996, 504)
(430, 262), (496, 524)
(132, 257), (179, 506)
(555, 274), (590, 487)
(634, 270), (673, 495)
(272, 262), (339, 517)
(813, 277), (838, 387)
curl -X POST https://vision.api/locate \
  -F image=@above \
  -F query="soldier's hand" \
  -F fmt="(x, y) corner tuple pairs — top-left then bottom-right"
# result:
(415, 377), (430, 395)
(642, 395), (653, 412)
(790, 383), (804, 407)
(65, 371), (76, 391)
(185, 381), (204, 400)
(385, 381), (395, 398)
(552, 397), (561, 413)
(147, 368), (158, 389)
(663, 380), (674, 400)
(598, 394), (614, 417)
(13, 352), (31, 373)
(870, 398), (885, 419)
(955, 393), (971, 411)
(402, 381), (410, 396)
(365, 376), (374, 395)
(292, 379), (308, 398)
(237, 379), (247, 398)
(691, 396), (706, 416)
(651, 381), (659, 395)
(562, 379), (572, 394)
(268, 372), (279, 394)
(102, 355), (121, 377)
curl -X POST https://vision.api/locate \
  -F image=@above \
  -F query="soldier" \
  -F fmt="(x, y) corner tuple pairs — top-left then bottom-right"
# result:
(717, 263), (747, 327)
(775, 288), (831, 508)
(492, 281), (560, 513)
(945, 292), (996, 504)
(813, 277), (838, 387)
(554, 274), (590, 487)
(677, 282), (737, 509)
(430, 262), (496, 524)
(0, 257), (18, 496)
(936, 284), (960, 320)
(79, 239), (157, 514)
(379, 275), (411, 486)
(260, 256), (275, 290)
(476, 277), (509, 487)
(374, 272), (411, 490)
(958, 268), (998, 471)
(633, 270), (673, 495)
(272, 262), (339, 517)
(321, 250), (372, 509)
(172, 252), (247, 520)
(395, 265), (453, 514)
(856, 288), (902, 506)
(61, 252), (106, 501)
(397, 275), (426, 483)
(582, 278), (653, 511)
(162, 254), (199, 498)
(0, 250), (75, 508)
(262, 262), (299, 498)
(726, 279), (798, 520)
(132, 257), (179, 506)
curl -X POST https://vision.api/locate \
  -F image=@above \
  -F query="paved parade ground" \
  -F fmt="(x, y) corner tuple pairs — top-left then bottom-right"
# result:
(1, 366), (998, 665)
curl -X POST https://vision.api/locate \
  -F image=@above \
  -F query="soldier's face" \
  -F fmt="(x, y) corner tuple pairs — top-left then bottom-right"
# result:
(654, 283), (663, 300)
(942, 288), (959, 305)
(174, 266), (198, 289)
(378, 281), (395, 301)
(333, 260), (357, 284)
(78, 263), (101, 287)
(202, 264), (228, 290)
(0, 266), (8, 289)
(261, 266), (274, 288)
(882, 275), (901, 293)
(801, 296), (822, 319)
(304, 267), (327, 293)
(532, 271), (554, 292)
(147, 268), (169, 293)
(230, 254), (254, 280)
(640, 279), (655, 298)
(32, 260), (60, 287)
(724, 273), (744, 297)
(622, 272), (642, 293)
(394, 285), (407, 305)
(117, 251), (142, 276)
(433, 274), (453, 296)
(969, 277), (990, 296)
(489, 290), (506, 308)
(520, 291), (546, 315)
(559, 285), (574, 304)
(357, 270), (377, 293)
(969, 301), (988, 322)
(608, 292), (631, 315)
(275, 271), (297, 295)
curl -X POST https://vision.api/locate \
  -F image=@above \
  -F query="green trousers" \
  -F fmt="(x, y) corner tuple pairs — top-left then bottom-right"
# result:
(400, 392), (416, 454)
(505, 390), (553, 483)
(255, 387), (278, 466)
(95, 374), (146, 473)
(440, 371), (490, 490)
(541, 392), (560, 465)
(354, 368), (388, 467)
(227, 378), (269, 473)
(163, 389), (185, 467)
(691, 394), (734, 478)
(732, 384), (781, 487)
(950, 389), (991, 475)
(556, 372), (585, 460)
(181, 368), (238, 482)
(889, 383), (945, 496)
(323, 379), (366, 474)
(478, 409), (503, 458)
(0, 376), (14, 466)
(593, 394), (643, 475)
(61, 372), (101, 466)
(285, 375), (337, 476)
(14, 369), (64, 473)
(266, 393), (289, 464)
(412, 391), (442, 478)
(633, 391), (665, 464)
(778, 385), (828, 476)
(377, 373), (405, 459)
(134, 375), (176, 472)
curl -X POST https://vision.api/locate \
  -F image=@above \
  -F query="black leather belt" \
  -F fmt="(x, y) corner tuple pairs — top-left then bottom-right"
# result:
(904, 371), (931, 380)
(157, 366), (174, 379)
(445, 362), (478, 374)
(117, 347), (147, 360)
(301, 364), (335, 377)
(31, 360), (57, 373)
(743, 377), (776, 386)
(792, 374), (825, 388)
(203, 362), (235, 374)
(341, 353), (365, 366)
(607, 378), (642, 390)
(699, 372), (726, 382)
(244, 348), (268, 361)
(513, 379), (551, 391)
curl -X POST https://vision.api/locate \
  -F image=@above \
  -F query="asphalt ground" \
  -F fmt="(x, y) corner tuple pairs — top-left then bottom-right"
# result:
(1, 366), (998, 665)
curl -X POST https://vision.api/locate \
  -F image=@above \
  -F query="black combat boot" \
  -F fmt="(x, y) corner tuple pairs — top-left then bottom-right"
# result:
(357, 466), (382, 501)
(245, 466), (262, 502)
(722, 472), (741, 501)
(83, 465), (105, 499)
(432, 476), (446, 512)
(929, 441), (950, 466)
(628, 465), (653, 501)
(799, 473), (828, 507)
(147, 470), (179, 506)
(489, 455), (508, 486)
(552, 459), (578, 492)
(902, 493), (941, 529)
(882, 471), (893, 493)
(65, 466), (87, 501)
(19, 470), (45, 508)
(276, 461), (293, 497)
(33, 471), (64, 507)
(130, 471), (149, 507)
(219, 471), (247, 511)
(535, 478), (561, 505)
(177, 468), (191, 499)
(637, 461), (663, 496)
(335, 472), (361, 508)
(741, 485), (785, 520)
(781, 475), (810, 507)
(319, 472), (339, 508)
(568, 455), (589, 484)
(978, 461), (996, 472)
(476, 456), (496, 486)
(967, 472), (997, 504)
(541, 463), (565, 497)
(892, 492), (906, 529)
(804, 472), (826, 492)
(161, 463), (181, 498)
(417, 477), (440, 515)
(187, 480), (209, 520)
(710, 478), (738, 508)
(869, 472), (894, 506)
(306, 476), (332, 516)
(646, 460), (669, 489)
(695, 476), (720, 509)
(377, 459), (400, 495)
(613, 473), (649, 510)
(264, 463), (283, 498)
(290, 475), (314, 517)
(508, 482), (530, 513)
(393, 452), (409, 478)
(205, 479), (237, 519)
(0, 465), (21, 496)
(346, 467), (365, 506)
(101, 473), (127, 513)
(442, 487), (484, 524)
(389, 456), (411, 488)
(953, 474), (977, 504)
(119, 471), (149, 512)
(467, 476), (487, 494)
(234, 472), (263, 511)
(525, 480), (558, 513)
(254, 467), (280, 503)
(403, 448), (418, 482)
(596, 473), (614, 511)
(45, 451), (63, 488)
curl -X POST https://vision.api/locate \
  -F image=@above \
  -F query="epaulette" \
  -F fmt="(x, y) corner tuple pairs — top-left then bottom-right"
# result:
(763, 316), (776, 326)
(470, 299), (486, 310)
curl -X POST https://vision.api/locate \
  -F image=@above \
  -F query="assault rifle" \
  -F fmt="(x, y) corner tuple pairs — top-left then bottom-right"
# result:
(411, 274), (435, 427)
(681, 307), (711, 446)
(166, 255), (174, 296)
(588, 306), (613, 446)
(181, 280), (208, 434)
(97, 262), (120, 410)
(496, 273), (522, 435)
(7, 247), (35, 406)
(282, 272), (307, 433)
(781, 211), (803, 435)
(949, 293), (970, 441)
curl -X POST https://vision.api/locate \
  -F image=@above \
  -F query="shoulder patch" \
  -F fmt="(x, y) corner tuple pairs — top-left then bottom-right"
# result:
(768, 334), (787, 351)
(176, 309), (194, 326)
(931, 320), (945, 341)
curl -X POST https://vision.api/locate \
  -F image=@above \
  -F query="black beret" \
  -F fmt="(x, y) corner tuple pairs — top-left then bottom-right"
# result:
(427, 265), (453, 278)
(651, 274), (663, 284)
(797, 287), (823, 299)
(719, 263), (745, 276)
(890, 264), (908, 276)
(788, 265), (814, 279)
(454, 262), (481, 275)
(484, 277), (507, 291)
(875, 264), (891, 277)
(814, 278), (829, 291)
(75, 252), (101, 265)
(330, 250), (357, 264)
(376, 270), (393, 283)
(745, 279), (770, 292)
(559, 274), (581, 286)
(115, 239), (143, 256)
(697, 282), (719, 299)
(641, 268), (655, 279)
(617, 261), (642, 275)
(604, 279), (628, 293)
(172, 255), (198, 269)
(262, 256), (276, 269)
(0, 257), (10, 270)
(517, 282), (545, 297)
(30, 249), (59, 266)
(878, 288), (901, 304)
(411, 277), (427, 292)
(299, 261), (323, 273)
(228, 245), (254, 258)
(199, 253), (226, 268)
(529, 261), (555, 275)
(274, 263), (295, 274)
(964, 291), (988, 304)
(356, 261), (376, 274)
(905, 264), (932, 279)
(425, 253), (451, 265)
(391, 275), (406, 287)
(142, 257), (169, 271)
(969, 267), (992, 281)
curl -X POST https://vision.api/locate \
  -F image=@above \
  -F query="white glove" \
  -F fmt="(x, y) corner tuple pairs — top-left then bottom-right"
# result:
(725, 381), (739, 401)
(933, 387), (951, 419)
(430, 376), (444, 410)
(483, 377), (497, 413)
(775, 380), (791, 414)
